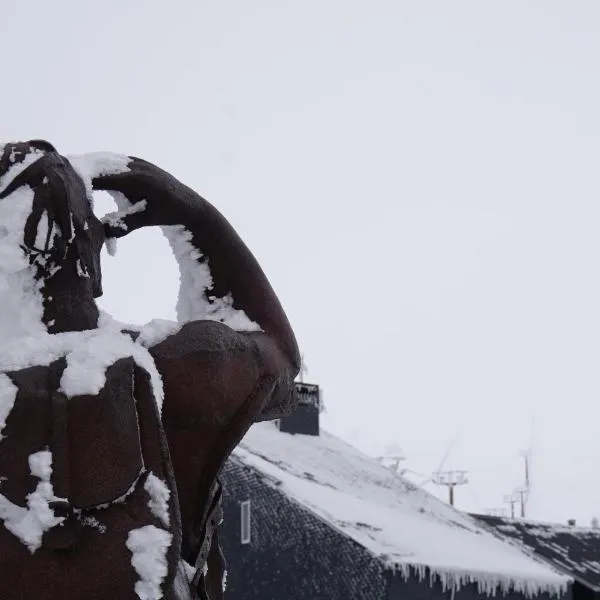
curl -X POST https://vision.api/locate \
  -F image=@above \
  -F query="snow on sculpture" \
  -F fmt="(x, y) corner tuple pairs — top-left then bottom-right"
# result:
(0, 141), (300, 600)
(0, 450), (65, 553)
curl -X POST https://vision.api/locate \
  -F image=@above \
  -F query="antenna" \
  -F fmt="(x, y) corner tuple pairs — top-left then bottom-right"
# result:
(498, 448), (533, 519)
(503, 493), (518, 519)
(497, 426), (535, 520)
(519, 447), (532, 517)
(432, 470), (468, 507)
(513, 488), (527, 518)
(521, 449), (531, 490)
(520, 417), (535, 518)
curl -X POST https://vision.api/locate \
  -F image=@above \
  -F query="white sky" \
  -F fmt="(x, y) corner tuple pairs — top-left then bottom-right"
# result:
(3, 0), (600, 525)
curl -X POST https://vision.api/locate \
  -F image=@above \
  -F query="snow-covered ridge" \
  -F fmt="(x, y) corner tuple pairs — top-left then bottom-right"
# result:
(234, 422), (570, 598)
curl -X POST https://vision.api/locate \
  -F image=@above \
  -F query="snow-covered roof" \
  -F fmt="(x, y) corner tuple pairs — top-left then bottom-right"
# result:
(233, 422), (570, 597)
(474, 514), (600, 591)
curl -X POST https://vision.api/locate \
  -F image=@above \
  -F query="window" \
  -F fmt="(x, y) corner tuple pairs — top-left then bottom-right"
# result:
(240, 500), (251, 544)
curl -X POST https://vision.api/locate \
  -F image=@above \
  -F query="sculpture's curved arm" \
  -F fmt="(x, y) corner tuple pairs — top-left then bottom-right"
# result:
(85, 155), (301, 420)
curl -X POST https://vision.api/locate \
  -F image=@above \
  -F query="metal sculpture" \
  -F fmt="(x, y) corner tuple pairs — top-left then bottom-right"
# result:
(0, 140), (300, 599)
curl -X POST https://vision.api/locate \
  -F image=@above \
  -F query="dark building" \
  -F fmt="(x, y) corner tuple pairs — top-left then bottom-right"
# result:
(219, 383), (570, 600)
(473, 515), (600, 600)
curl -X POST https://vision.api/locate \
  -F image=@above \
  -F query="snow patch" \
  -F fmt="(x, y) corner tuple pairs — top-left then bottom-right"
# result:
(0, 148), (45, 195)
(67, 152), (131, 185)
(105, 236), (118, 256)
(101, 189), (142, 255)
(126, 525), (173, 600)
(0, 185), (47, 342)
(0, 319), (165, 414)
(33, 210), (51, 251)
(68, 153), (132, 244)
(137, 319), (182, 349)
(172, 560), (197, 597)
(144, 472), (170, 527)
(29, 450), (52, 480)
(0, 374), (18, 439)
(181, 560), (196, 580)
(162, 225), (261, 331)
(0, 450), (64, 552)
(102, 198), (147, 232)
(77, 513), (107, 533)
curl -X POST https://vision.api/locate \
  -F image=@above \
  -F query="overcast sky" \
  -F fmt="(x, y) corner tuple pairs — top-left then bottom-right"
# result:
(3, 1), (600, 525)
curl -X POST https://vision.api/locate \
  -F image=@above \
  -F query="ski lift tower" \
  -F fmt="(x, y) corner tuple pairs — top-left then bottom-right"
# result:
(432, 470), (469, 507)
(376, 444), (406, 474)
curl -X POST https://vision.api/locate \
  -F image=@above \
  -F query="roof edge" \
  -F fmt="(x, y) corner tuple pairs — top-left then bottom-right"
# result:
(390, 562), (570, 599)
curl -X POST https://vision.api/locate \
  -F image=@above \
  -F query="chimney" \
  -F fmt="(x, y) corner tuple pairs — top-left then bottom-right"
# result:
(279, 382), (321, 436)
(567, 519), (576, 527)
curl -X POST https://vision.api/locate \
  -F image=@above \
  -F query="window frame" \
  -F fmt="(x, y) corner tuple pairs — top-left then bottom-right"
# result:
(240, 499), (251, 545)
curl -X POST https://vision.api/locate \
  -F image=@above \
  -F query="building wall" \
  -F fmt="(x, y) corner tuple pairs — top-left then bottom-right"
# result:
(279, 403), (319, 436)
(572, 581), (596, 600)
(220, 458), (387, 600)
